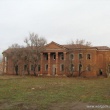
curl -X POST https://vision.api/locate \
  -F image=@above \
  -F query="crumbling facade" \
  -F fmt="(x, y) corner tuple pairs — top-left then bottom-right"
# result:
(2, 41), (110, 77)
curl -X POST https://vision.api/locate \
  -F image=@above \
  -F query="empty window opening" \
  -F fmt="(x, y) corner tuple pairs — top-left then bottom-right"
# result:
(45, 64), (48, 71)
(99, 69), (103, 75)
(86, 65), (91, 71)
(70, 54), (74, 60)
(79, 64), (83, 71)
(31, 65), (34, 71)
(60, 64), (64, 71)
(38, 65), (40, 71)
(70, 64), (74, 72)
(53, 54), (56, 60)
(79, 54), (83, 59)
(60, 54), (64, 60)
(45, 54), (48, 60)
(87, 54), (91, 59)
(24, 65), (27, 71)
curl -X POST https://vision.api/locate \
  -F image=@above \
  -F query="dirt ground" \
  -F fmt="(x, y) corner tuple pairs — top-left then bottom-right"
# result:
(0, 101), (40, 110)
(48, 102), (110, 110)
(1, 101), (109, 110)
(0, 75), (110, 110)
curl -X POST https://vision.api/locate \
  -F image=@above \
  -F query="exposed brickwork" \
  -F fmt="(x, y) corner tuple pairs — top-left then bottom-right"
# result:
(2, 41), (110, 77)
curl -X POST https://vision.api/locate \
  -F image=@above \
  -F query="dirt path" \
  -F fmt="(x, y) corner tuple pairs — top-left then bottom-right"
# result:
(49, 102), (110, 110)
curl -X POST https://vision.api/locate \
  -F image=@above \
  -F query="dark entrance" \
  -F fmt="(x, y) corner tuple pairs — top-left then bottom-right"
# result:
(15, 65), (18, 75)
(99, 69), (103, 75)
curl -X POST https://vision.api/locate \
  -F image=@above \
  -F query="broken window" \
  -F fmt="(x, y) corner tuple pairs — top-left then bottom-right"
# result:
(79, 53), (83, 59)
(24, 65), (27, 71)
(45, 64), (48, 71)
(53, 54), (56, 60)
(45, 54), (48, 60)
(31, 65), (34, 71)
(70, 64), (74, 72)
(60, 64), (64, 71)
(87, 54), (91, 59)
(70, 54), (74, 60)
(60, 54), (64, 60)
(86, 65), (91, 71)
(38, 65), (40, 71)
(79, 63), (83, 71)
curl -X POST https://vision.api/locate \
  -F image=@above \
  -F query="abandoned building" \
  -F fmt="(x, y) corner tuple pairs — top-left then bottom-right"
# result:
(2, 41), (110, 77)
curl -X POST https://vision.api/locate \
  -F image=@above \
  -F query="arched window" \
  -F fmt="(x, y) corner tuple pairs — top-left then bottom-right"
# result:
(53, 54), (56, 60)
(31, 65), (34, 71)
(45, 64), (48, 71)
(79, 63), (83, 71)
(70, 54), (74, 60)
(45, 54), (48, 60)
(60, 54), (64, 60)
(24, 65), (27, 71)
(38, 65), (40, 71)
(87, 54), (91, 59)
(86, 65), (91, 71)
(79, 53), (83, 59)
(60, 64), (64, 71)
(70, 64), (74, 72)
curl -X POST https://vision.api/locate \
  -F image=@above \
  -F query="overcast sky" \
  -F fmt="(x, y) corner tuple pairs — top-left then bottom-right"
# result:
(0, 0), (110, 58)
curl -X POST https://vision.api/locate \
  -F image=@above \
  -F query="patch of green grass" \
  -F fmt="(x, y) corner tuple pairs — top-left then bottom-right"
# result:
(0, 76), (110, 109)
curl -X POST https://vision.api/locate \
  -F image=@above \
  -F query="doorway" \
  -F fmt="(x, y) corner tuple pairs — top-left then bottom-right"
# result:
(52, 65), (56, 75)
(99, 69), (103, 75)
(15, 65), (18, 75)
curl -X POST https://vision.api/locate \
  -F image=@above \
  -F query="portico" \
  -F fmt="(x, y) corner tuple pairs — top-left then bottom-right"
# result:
(39, 41), (68, 76)
(40, 51), (67, 76)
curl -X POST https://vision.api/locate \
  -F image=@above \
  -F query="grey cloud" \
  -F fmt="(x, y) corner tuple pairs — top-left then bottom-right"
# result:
(0, 0), (110, 58)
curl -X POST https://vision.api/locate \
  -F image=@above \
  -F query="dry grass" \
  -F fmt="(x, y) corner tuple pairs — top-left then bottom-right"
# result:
(0, 75), (110, 110)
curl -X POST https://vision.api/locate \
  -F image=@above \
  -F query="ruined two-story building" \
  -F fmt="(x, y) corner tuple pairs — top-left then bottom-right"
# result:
(2, 41), (110, 77)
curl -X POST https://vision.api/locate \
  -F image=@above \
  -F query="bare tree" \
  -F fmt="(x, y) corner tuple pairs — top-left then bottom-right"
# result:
(66, 55), (74, 77)
(5, 33), (47, 76)
(67, 39), (92, 77)
(24, 33), (47, 76)
(6, 44), (24, 75)
(75, 39), (91, 47)
(75, 39), (91, 76)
